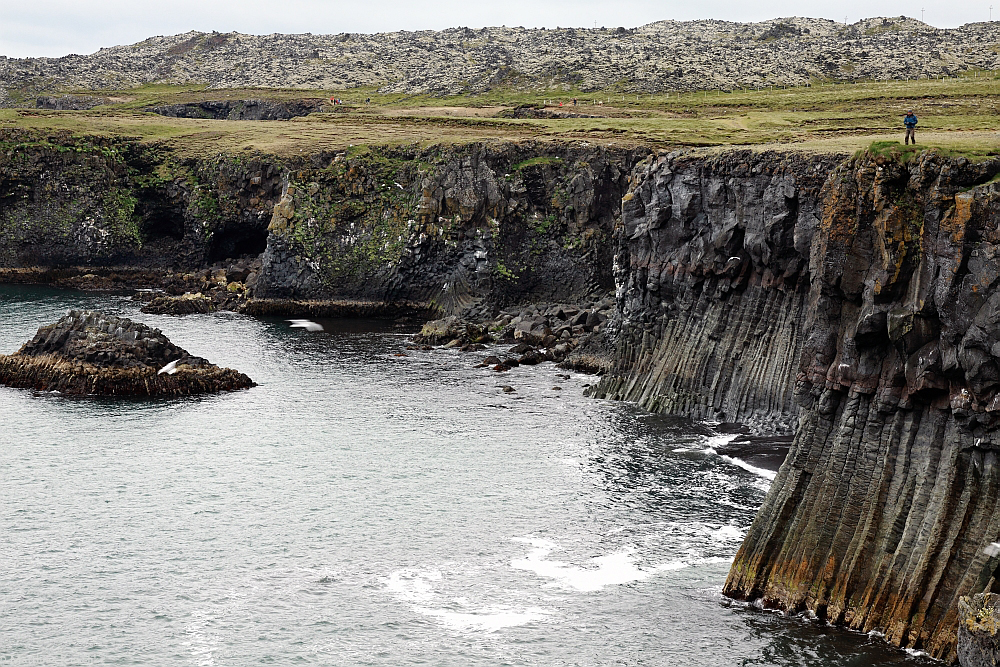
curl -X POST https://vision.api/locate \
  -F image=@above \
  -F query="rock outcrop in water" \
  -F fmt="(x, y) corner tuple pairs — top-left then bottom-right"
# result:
(0, 310), (254, 395)
(2, 17), (1000, 97)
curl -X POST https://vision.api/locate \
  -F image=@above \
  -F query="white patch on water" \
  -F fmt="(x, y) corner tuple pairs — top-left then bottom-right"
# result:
(383, 567), (550, 633)
(710, 524), (745, 542)
(904, 647), (929, 658)
(510, 538), (726, 592)
(384, 569), (440, 603)
(413, 606), (550, 633)
(719, 454), (777, 482)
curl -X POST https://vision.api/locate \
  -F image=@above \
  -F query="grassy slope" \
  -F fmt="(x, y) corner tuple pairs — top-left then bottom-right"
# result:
(3, 73), (1000, 157)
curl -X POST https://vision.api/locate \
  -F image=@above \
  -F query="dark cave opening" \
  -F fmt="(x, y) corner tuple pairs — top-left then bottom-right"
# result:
(208, 226), (268, 262)
(140, 211), (185, 242)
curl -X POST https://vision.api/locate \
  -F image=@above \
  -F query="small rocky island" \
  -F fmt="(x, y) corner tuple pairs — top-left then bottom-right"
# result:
(0, 310), (255, 396)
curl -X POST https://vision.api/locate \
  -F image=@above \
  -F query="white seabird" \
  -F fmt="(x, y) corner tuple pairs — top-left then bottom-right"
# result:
(158, 360), (180, 375)
(287, 319), (324, 332)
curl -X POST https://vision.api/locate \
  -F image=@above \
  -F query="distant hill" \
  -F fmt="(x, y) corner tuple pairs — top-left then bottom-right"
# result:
(2, 16), (1000, 99)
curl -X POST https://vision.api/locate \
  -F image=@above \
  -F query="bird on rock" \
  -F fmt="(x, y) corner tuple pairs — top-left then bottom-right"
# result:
(288, 319), (324, 332)
(158, 360), (180, 375)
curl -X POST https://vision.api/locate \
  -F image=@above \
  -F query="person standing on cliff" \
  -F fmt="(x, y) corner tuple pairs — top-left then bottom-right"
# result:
(904, 109), (918, 144)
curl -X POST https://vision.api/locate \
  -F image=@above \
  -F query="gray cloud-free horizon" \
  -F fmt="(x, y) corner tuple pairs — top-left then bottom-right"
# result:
(0, 0), (992, 58)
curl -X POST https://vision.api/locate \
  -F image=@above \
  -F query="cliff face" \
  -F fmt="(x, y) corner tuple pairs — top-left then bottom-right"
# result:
(589, 151), (840, 432)
(0, 130), (281, 269)
(0, 131), (643, 313)
(11, 129), (1000, 659)
(254, 143), (643, 311)
(717, 151), (1000, 661)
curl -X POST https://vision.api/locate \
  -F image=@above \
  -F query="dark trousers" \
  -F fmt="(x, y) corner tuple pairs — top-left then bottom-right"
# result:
(905, 127), (916, 144)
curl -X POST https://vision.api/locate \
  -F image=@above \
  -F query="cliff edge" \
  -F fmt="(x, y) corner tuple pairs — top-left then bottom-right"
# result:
(719, 148), (1000, 662)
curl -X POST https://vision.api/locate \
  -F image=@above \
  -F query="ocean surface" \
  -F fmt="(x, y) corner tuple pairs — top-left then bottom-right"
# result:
(0, 285), (936, 666)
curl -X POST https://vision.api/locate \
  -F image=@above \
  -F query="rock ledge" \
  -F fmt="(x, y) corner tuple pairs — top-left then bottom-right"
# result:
(0, 310), (255, 396)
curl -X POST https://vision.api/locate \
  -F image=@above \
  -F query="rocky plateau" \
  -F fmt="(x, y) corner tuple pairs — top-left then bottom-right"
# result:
(2, 16), (1000, 99)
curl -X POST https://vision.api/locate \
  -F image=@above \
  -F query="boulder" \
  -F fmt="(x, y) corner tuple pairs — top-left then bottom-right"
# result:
(958, 593), (1000, 667)
(141, 293), (216, 315)
(0, 310), (255, 396)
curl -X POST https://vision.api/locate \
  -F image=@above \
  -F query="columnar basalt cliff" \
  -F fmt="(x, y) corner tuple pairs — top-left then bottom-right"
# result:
(715, 151), (1000, 662)
(10, 126), (1000, 659)
(588, 151), (841, 432)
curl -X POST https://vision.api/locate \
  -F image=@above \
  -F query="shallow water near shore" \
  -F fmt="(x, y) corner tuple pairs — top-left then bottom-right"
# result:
(1, 285), (936, 666)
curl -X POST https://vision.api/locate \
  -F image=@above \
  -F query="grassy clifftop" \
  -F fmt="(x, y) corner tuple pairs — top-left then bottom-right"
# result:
(1, 73), (999, 158)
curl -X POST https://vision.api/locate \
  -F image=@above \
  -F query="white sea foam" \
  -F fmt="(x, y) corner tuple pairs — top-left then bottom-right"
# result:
(384, 567), (549, 633)
(413, 606), (550, 633)
(510, 538), (723, 592)
(384, 569), (440, 603)
(719, 454), (777, 481)
(904, 647), (928, 658)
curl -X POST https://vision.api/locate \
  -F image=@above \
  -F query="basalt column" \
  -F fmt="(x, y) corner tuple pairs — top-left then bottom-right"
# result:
(725, 151), (1000, 662)
(590, 151), (840, 433)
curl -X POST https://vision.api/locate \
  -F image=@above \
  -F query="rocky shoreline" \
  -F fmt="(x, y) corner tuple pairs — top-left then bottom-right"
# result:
(11, 127), (1000, 662)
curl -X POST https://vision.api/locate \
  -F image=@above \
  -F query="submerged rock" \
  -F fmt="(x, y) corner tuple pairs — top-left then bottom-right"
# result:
(0, 310), (255, 396)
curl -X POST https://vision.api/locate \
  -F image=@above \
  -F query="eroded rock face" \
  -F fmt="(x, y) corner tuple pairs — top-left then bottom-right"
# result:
(589, 150), (841, 433)
(0, 310), (254, 395)
(253, 142), (644, 312)
(147, 99), (326, 120)
(721, 152), (1000, 662)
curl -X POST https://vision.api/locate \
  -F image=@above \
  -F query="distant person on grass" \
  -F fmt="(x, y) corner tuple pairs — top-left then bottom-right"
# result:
(904, 109), (918, 144)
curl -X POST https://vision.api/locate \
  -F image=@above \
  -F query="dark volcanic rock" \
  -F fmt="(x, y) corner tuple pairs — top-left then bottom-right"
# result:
(141, 293), (216, 315)
(719, 152), (1000, 662)
(589, 149), (840, 434)
(147, 99), (325, 120)
(0, 310), (254, 395)
(958, 593), (1000, 667)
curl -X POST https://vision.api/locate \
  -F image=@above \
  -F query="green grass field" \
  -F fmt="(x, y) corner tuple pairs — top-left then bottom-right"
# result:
(4, 72), (999, 157)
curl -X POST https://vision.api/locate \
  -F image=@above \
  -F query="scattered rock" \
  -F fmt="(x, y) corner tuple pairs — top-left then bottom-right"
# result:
(4, 18), (997, 96)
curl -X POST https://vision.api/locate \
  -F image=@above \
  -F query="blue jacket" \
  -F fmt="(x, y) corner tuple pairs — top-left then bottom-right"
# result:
(904, 113), (917, 128)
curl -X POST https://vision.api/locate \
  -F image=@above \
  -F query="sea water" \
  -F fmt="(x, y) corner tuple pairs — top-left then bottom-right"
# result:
(0, 285), (935, 666)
